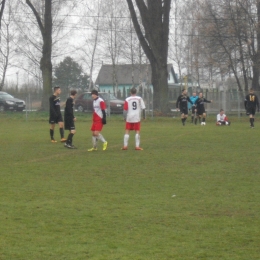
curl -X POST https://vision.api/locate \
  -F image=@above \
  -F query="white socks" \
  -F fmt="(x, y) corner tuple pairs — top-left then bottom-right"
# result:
(92, 136), (97, 148)
(124, 134), (140, 147)
(135, 134), (140, 147)
(124, 134), (129, 147)
(96, 134), (106, 143)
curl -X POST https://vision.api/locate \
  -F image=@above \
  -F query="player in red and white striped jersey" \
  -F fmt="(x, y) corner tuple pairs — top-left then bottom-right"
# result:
(88, 90), (108, 151)
(122, 88), (146, 150)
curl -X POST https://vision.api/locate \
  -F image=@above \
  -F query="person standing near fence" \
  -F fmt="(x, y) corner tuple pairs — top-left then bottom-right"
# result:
(88, 90), (108, 151)
(244, 88), (259, 128)
(64, 90), (77, 149)
(176, 89), (193, 126)
(122, 88), (146, 150)
(194, 92), (213, 125)
(49, 86), (66, 143)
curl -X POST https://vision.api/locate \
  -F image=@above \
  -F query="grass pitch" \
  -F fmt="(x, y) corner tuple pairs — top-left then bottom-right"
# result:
(0, 112), (260, 259)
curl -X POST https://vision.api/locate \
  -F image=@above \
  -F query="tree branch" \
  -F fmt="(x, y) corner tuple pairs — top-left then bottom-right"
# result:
(162, 0), (171, 59)
(25, 0), (45, 37)
(126, 0), (154, 62)
(0, 0), (6, 29)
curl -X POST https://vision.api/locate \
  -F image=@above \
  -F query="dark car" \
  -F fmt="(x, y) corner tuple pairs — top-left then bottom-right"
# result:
(75, 92), (124, 114)
(0, 92), (26, 112)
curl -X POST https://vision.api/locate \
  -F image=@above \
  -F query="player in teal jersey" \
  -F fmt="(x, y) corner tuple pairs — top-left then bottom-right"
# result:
(188, 92), (199, 123)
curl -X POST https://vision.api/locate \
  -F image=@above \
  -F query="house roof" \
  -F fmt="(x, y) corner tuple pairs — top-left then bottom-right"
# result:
(95, 64), (178, 85)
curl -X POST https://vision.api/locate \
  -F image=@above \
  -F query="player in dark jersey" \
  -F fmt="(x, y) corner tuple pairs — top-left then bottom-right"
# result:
(64, 90), (77, 149)
(176, 89), (192, 126)
(49, 86), (66, 143)
(194, 92), (213, 125)
(244, 88), (259, 128)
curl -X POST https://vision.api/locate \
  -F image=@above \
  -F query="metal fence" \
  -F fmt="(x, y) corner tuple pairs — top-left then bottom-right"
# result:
(7, 89), (260, 119)
(139, 89), (259, 118)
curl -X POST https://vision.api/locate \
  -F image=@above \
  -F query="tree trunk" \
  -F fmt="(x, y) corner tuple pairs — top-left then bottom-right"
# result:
(0, 20), (9, 91)
(40, 0), (52, 110)
(151, 61), (169, 112)
(41, 57), (52, 109)
(0, 0), (7, 90)
(252, 61), (260, 91)
(251, 1), (260, 91)
(0, 48), (8, 91)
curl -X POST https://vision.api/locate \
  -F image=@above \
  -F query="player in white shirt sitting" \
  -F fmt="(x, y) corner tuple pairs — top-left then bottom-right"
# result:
(122, 88), (146, 150)
(216, 109), (231, 126)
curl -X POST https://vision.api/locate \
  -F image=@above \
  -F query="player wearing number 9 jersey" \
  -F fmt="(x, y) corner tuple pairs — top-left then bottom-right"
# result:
(122, 88), (146, 150)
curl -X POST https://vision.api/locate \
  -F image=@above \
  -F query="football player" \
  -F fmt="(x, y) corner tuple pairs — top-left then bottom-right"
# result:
(194, 92), (213, 125)
(176, 89), (193, 126)
(122, 88), (146, 150)
(88, 90), (108, 151)
(244, 88), (259, 128)
(49, 86), (66, 143)
(64, 90), (77, 149)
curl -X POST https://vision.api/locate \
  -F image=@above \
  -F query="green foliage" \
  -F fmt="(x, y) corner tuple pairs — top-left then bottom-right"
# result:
(53, 56), (89, 90)
(1, 114), (260, 259)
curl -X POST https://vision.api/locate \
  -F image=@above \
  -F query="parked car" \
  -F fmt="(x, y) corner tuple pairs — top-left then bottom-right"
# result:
(0, 92), (26, 112)
(75, 92), (124, 114)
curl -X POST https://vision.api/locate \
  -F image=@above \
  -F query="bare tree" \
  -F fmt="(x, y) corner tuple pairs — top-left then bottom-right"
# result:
(23, 0), (79, 108)
(188, 0), (260, 91)
(0, 0), (6, 29)
(126, 0), (171, 112)
(0, 0), (18, 91)
(88, 1), (101, 90)
(0, 16), (9, 91)
(99, 0), (127, 96)
(25, 0), (53, 110)
(169, 0), (184, 87)
(200, 0), (248, 91)
(242, 0), (260, 91)
(76, 0), (102, 91)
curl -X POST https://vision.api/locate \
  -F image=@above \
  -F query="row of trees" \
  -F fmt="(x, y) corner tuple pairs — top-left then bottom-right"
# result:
(1, 0), (260, 112)
(172, 0), (260, 93)
(0, 0), (171, 111)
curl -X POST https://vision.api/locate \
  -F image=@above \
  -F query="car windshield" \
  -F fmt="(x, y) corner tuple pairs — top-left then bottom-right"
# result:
(0, 93), (14, 100)
(101, 93), (117, 100)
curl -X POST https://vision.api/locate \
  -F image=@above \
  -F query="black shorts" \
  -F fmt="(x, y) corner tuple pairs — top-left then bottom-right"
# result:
(246, 107), (256, 116)
(65, 120), (75, 131)
(197, 108), (205, 116)
(191, 106), (196, 114)
(49, 113), (63, 124)
(180, 107), (188, 115)
(218, 121), (226, 125)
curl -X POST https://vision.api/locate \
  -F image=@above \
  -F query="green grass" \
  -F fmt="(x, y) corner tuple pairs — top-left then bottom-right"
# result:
(0, 112), (260, 259)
